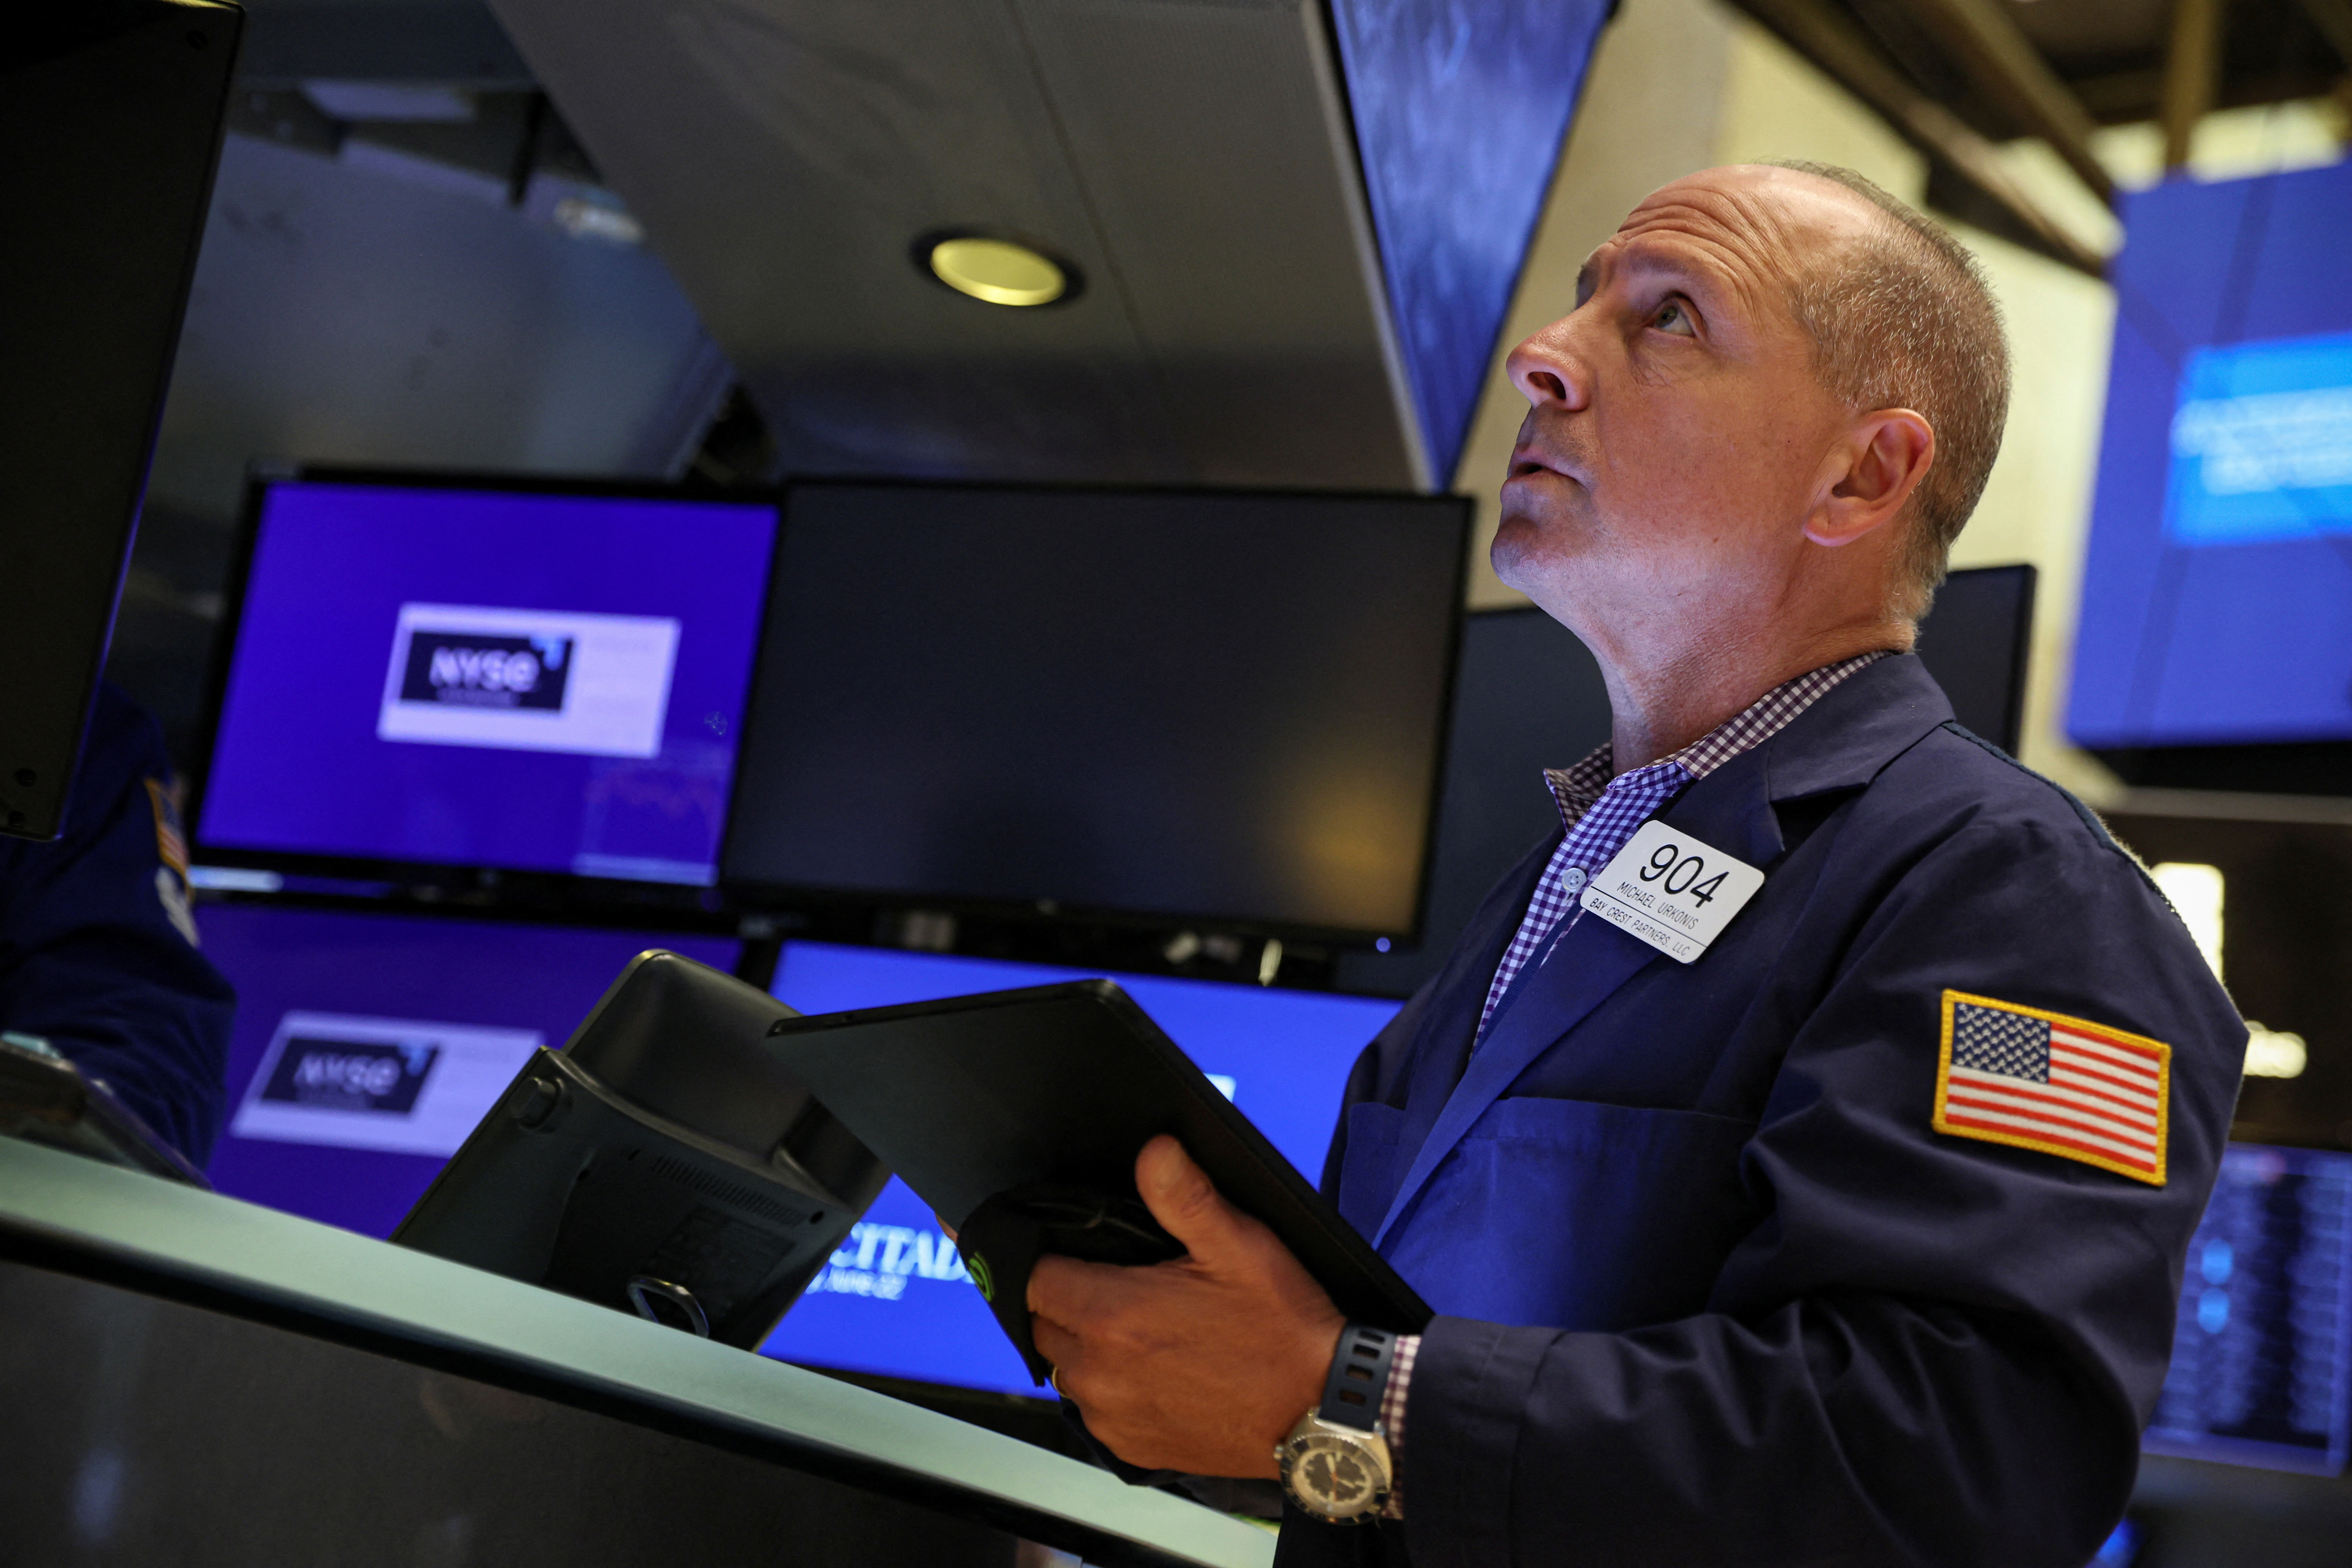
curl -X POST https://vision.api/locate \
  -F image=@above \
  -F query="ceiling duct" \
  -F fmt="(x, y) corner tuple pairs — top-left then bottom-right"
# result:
(480, 0), (1611, 491)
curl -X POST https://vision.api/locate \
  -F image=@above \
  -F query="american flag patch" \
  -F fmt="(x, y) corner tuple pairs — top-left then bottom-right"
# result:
(144, 777), (190, 877)
(1932, 989), (2170, 1185)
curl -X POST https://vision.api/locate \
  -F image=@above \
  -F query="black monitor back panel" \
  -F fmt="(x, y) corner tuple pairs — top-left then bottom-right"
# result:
(724, 481), (1471, 942)
(1336, 564), (2038, 997)
(0, 1), (241, 838)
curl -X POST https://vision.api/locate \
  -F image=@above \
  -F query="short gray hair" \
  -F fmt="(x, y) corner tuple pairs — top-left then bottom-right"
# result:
(1766, 161), (2011, 620)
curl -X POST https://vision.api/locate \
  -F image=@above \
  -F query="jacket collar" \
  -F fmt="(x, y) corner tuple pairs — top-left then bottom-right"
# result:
(1367, 653), (1956, 1249)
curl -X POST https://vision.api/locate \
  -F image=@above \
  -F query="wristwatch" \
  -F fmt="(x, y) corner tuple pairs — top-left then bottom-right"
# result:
(1275, 1323), (1396, 1523)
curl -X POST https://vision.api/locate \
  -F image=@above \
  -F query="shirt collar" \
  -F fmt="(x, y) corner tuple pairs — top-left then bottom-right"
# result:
(1541, 650), (1896, 828)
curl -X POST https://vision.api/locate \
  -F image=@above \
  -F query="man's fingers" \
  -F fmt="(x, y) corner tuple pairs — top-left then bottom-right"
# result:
(1029, 1248), (1127, 1319)
(1135, 1133), (1248, 1262)
(1033, 1315), (1083, 1383)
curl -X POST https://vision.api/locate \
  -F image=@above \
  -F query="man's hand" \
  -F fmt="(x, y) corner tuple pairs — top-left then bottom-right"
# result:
(1029, 1134), (1345, 1478)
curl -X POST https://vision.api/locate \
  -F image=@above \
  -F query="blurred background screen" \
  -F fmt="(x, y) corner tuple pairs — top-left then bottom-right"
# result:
(2145, 1141), (2352, 1475)
(196, 474), (776, 887)
(198, 900), (738, 1238)
(2069, 163), (2352, 791)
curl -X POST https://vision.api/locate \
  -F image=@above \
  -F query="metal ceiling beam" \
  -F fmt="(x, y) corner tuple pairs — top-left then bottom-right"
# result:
(1899, 0), (2115, 207)
(2161, 0), (2227, 171)
(1735, 0), (2107, 276)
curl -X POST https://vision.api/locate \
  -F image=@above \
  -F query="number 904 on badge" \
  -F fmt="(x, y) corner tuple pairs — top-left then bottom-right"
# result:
(1580, 819), (1767, 963)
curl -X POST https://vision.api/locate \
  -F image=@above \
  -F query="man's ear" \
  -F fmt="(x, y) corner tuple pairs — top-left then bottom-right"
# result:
(1805, 409), (1935, 548)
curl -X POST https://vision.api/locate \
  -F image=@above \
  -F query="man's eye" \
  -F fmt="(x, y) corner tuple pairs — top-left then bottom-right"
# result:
(1653, 300), (1695, 337)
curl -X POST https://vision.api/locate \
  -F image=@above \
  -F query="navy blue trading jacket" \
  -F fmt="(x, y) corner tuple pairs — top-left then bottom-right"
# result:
(0, 684), (235, 1163)
(1293, 653), (2244, 1568)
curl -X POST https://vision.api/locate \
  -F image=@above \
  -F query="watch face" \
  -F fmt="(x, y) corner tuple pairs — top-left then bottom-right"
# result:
(1282, 1432), (1387, 1521)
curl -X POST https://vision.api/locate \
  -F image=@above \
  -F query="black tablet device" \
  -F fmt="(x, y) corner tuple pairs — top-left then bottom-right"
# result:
(763, 979), (1432, 1340)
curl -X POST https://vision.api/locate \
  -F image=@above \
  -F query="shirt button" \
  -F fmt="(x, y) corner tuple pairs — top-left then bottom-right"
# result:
(1561, 868), (1588, 892)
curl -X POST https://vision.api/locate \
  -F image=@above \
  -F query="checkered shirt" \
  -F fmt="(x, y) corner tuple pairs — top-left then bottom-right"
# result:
(1370, 650), (1893, 1522)
(1473, 650), (1893, 1046)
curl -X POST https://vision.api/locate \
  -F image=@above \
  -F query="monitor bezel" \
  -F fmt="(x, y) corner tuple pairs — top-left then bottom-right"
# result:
(186, 464), (783, 918)
(716, 474), (1473, 949)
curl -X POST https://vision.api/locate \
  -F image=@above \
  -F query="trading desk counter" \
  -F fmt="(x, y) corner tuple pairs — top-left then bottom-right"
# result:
(0, 1138), (1274, 1568)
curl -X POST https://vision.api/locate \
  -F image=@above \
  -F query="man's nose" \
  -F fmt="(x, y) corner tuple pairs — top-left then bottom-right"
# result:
(1506, 322), (1590, 412)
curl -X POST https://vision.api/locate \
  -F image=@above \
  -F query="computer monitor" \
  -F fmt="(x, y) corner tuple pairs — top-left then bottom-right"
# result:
(756, 940), (1403, 1397)
(200, 900), (740, 1238)
(722, 481), (1470, 942)
(194, 471), (778, 891)
(2068, 162), (2352, 794)
(1913, 564), (2034, 755)
(2145, 1141), (2352, 1474)
(1337, 566), (2041, 996)
(1332, 604), (1609, 998)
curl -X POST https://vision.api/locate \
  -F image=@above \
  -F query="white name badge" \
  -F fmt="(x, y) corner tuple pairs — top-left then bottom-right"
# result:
(1579, 818), (1766, 964)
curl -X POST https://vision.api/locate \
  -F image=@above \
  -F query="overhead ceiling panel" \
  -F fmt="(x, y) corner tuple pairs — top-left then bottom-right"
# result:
(484, 0), (1434, 489)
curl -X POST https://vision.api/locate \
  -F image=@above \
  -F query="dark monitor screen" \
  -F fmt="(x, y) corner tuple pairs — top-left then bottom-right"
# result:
(2145, 1141), (2352, 1475)
(755, 940), (1402, 1397)
(2068, 163), (2352, 766)
(722, 482), (1470, 940)
(196, 475), (778, 887)
(197, 900), (738, 1238)
(1334, 605), (1610, 998)
(1913, 564), (2034, 755)
(1337, 566), (2037, 996)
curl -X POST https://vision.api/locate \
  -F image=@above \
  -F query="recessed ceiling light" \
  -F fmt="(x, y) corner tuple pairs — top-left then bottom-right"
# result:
(920, 233), (1076, 307)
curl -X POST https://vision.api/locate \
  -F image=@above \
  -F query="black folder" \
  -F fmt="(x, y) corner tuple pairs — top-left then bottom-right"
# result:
(763, 979), (1431, 1357)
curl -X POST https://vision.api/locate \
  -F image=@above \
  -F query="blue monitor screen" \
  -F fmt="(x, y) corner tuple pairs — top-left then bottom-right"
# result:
(198, 479), (777, 886)
(757, 941), (1404, 1397)
(2146, 1142), (2352, 1474)
(198, 900), (738, 1238)
(2069, 163), (2352, 749)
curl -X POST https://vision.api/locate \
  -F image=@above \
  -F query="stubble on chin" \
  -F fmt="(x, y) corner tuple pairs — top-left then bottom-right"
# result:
(1490, 484), (1595, 597)
(1490, 510), (1538, 592)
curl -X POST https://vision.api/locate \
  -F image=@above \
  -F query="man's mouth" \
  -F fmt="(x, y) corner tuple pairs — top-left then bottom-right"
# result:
(1508, 448), (1573, 482)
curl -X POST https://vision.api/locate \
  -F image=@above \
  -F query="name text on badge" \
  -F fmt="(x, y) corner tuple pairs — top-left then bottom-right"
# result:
(1579, 819), (1766, 964)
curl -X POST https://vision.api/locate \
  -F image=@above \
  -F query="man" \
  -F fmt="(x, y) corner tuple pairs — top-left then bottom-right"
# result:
(1025, 163), (2245, 1566)
(0, 683), (235, 1164)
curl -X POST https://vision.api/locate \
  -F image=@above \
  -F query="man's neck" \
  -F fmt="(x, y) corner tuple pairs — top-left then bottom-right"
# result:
(1601, 623), (1909, 773)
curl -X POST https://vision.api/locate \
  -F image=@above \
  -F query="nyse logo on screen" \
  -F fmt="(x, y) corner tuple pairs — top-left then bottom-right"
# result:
(2168, 330), (2352, 546)
(230, 1011), (545, 1156)
(378, 603), (680, 759)
(399, 631), (572, 712)
(260, 1037), (437, 1114)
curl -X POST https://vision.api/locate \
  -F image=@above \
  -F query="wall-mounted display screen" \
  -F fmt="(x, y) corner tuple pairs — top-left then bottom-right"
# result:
(2146, 1141), (2352, 1475)
(197, 474), (777, 887)
(723, 481), (1468, 941)
(756, 940), (1402, 1397)
(2069, 163), (2352, 767)
(198, 901), (738, 1237)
